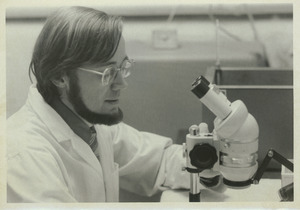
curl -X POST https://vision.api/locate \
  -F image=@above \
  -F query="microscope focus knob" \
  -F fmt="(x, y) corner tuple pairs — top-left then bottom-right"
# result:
(189, 143), (218, 170)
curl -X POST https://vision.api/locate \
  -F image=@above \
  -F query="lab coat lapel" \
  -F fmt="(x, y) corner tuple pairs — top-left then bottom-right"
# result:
(70, 132), (102, 175)
(95, 126), (119, 202)
(28, 85), (102, 175)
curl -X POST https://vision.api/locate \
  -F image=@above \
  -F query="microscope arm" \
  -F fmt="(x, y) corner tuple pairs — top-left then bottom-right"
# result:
(251, 149), (294, 201)
(252, 149), (294, 184)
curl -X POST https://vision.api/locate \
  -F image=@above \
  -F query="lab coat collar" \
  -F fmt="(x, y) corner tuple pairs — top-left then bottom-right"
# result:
(50, 98), (93, 145)
(27, 84), (81, 143)
(27, 85), (102, 173)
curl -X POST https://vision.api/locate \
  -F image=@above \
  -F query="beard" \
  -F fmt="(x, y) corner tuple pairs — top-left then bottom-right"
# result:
(67, 75), (123, 126)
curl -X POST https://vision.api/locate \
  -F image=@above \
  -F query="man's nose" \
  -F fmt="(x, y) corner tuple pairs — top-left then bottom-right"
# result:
(111, 71), (128, 90)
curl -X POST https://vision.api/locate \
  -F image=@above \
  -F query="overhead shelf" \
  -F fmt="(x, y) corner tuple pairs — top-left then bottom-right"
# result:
(6, 3), (292, 20)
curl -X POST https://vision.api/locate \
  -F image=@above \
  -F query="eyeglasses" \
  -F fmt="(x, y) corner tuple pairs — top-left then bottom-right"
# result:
(77, 58), (135, 86)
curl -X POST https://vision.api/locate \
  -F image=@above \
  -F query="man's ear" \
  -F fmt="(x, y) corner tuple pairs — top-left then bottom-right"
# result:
(51, 75), (69, 88)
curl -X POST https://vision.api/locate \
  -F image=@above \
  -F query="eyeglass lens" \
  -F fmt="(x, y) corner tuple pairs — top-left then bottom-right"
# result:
(102, 60), (133, 85)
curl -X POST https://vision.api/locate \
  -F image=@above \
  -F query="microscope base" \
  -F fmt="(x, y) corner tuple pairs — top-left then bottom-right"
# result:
(189, 192), (201, 202)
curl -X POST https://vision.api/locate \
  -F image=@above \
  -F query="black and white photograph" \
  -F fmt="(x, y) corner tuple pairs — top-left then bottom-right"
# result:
(0, 0), (298, 209)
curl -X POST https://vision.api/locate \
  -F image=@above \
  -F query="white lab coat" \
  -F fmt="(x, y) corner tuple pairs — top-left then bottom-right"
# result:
(7, 85), (189, 202)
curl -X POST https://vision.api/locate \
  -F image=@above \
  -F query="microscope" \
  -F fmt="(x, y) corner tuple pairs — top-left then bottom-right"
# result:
(183, 75), (259, 202)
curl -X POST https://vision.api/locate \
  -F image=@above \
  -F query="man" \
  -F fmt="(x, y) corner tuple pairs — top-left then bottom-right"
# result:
(7, 6), (190, 202)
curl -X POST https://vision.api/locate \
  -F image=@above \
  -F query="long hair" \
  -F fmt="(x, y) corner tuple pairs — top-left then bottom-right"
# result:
(29, 6), (123, 103)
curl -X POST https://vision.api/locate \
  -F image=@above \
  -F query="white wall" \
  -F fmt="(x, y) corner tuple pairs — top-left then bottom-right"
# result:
(6, 15), (293, 117)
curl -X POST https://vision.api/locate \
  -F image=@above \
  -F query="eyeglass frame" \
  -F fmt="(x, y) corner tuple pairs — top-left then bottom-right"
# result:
(77, 58), (135, 86)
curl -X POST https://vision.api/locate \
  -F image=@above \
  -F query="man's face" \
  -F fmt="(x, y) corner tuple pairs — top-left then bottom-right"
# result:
(65, 37), (128, 125)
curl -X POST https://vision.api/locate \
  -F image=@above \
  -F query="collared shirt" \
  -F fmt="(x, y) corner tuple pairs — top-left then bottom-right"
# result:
(50, 99), (98, 154)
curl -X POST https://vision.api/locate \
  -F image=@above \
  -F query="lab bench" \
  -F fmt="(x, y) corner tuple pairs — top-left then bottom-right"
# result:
(160, 178), (282, 202)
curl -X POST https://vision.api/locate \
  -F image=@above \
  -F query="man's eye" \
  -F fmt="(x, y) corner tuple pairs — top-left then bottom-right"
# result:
(102, 73), (111, 81)
(107, 67), (117, 76)
(123, 61), (131, 69)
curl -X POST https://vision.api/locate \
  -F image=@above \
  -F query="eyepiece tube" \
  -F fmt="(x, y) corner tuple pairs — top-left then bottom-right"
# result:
(191, 75), (231, 120)
(191, 76), (210, 99)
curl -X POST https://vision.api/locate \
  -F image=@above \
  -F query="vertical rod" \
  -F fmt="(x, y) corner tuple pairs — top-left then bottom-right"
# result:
(189, 173), (200, 202)
(215, 19), (220, 68)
